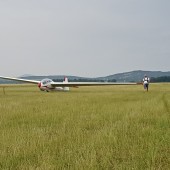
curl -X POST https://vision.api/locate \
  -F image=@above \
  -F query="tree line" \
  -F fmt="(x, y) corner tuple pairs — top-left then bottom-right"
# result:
(150, 76), (170, 82)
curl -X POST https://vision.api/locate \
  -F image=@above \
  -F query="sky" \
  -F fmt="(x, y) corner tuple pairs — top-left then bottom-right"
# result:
(0, 0), (170, 77)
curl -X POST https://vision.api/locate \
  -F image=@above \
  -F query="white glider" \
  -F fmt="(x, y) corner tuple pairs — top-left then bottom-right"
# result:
(0, 76), (137, 92)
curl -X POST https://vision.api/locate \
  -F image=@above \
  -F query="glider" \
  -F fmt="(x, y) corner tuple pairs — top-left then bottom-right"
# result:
(0, 76), (137, 92)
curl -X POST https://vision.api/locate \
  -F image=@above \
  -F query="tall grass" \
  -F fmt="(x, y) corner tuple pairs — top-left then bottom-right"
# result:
(0, 84), (170, 169)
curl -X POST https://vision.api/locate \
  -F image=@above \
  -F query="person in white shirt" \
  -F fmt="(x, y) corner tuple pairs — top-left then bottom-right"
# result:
(143, 75), (150, 91)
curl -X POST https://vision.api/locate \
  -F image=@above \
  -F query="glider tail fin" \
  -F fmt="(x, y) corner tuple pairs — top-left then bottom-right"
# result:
(63, 76), (69, 91)
(63, 76), (68, 83)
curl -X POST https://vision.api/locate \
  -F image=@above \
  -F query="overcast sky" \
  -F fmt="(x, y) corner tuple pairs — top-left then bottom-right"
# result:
(0, 0), (170, 77)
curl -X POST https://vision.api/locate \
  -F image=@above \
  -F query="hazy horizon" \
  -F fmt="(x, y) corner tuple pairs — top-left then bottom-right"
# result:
(19, 70), (170, 79)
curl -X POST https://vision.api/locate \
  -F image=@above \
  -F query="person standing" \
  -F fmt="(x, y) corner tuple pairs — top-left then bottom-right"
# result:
(143, 75), (150, 91)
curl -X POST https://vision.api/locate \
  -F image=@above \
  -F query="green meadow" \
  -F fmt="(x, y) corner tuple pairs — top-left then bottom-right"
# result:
(0, 84), (170, 170)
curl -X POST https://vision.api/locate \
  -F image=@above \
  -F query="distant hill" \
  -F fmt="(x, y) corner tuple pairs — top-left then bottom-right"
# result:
(20, 70), (170, 82)
(97, 70), (170, 82)
(0, 70), (170, 84)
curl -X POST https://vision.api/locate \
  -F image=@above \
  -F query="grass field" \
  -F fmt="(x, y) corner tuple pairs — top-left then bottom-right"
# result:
(0, 84), (170, 170)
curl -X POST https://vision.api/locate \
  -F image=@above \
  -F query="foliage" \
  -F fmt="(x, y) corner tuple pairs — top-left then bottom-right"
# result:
(151, 76), (170, 82)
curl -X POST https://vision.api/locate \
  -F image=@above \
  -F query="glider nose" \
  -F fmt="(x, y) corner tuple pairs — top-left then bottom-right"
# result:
(38, 82), (41, 88)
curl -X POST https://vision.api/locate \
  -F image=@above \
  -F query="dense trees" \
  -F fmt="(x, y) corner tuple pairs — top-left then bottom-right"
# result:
(151, 76), (170, 82)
